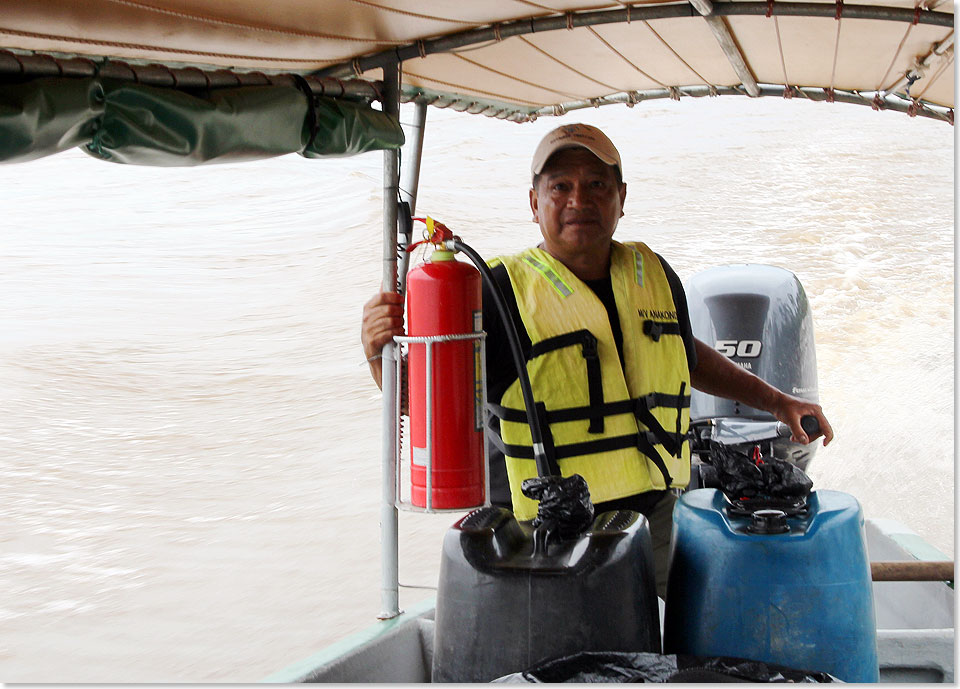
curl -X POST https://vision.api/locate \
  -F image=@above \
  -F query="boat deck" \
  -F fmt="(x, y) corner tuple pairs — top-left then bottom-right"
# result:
(264, 518), (954, 683)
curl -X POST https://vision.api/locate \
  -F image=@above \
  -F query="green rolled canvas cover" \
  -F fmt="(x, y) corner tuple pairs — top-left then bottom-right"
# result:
(87, 82), (310, 165)
(0, 77), (403, 165)
(0, 77), (104, 163)
(302, 96), (405, 158)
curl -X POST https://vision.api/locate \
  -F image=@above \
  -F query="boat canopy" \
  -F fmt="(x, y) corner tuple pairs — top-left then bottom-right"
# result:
(0, 0), (953, 164)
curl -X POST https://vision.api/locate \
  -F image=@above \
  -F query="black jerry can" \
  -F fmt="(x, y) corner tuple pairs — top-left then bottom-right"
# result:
(432, 507), (660, 682)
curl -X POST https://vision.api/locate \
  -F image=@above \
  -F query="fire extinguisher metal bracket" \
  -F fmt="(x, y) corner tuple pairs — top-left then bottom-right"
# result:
(392, 330), (491, 514)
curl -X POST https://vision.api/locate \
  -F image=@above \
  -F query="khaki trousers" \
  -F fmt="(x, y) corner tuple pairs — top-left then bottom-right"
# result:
(646, 490), (678, 600)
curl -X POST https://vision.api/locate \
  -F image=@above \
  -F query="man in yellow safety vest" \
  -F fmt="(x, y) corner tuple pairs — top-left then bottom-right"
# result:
(361, 123), (833, 597)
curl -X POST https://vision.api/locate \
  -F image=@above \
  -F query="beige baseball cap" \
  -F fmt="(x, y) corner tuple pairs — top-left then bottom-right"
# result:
(530, 123), (622, 181)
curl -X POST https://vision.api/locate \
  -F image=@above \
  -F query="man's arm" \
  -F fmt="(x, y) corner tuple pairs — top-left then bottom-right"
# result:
(360, 291), (404, 390)
(690, 338), (834, 446)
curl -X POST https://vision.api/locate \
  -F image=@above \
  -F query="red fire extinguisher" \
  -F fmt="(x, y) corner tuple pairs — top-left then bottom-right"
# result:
(405, 221), (485, 509)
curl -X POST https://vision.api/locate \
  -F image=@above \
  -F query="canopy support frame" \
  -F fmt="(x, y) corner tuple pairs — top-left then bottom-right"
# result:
(400, 82), (952, 124)
(315, 1), (953, 123)
(688, 0), (761, 97)
(882, 32), (955, 97)
(315, 1), (953, 82)
(376, 67), (430, 623)
(377, 59), (402, 622)
(0, 49), (383, 101)
(400, 101), (428, 216)
(398, 100), (428, 295)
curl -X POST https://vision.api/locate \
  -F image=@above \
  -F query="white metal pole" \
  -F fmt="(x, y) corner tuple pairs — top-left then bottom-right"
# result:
(378, 60), (401, 621)
(400, 100), (428, 214)
(398, 100), (428, 296)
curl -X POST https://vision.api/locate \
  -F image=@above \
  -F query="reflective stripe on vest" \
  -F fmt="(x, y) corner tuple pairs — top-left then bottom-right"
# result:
(522, 255), (573, 297)
(492, 241), (691, 520)
(632, 246), (644, 288)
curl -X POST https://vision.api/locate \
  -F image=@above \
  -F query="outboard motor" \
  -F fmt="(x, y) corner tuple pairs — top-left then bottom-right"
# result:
(685, 265), (820, 472)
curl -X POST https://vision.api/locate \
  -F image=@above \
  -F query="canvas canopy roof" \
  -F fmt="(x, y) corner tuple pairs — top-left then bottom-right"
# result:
(2, 0), (953, 113)
(0, 0), (953, 164)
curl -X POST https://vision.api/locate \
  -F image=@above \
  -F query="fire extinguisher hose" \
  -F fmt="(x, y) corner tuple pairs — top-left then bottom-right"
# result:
(450, 238), (594, 545)
(449, 239), (560, 479)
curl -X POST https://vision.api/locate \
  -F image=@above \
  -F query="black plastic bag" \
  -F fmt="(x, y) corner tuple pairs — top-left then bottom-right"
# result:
(492, 651), (838, 683)
(520, 473), (594, 540)
(710, 441), (813, 502)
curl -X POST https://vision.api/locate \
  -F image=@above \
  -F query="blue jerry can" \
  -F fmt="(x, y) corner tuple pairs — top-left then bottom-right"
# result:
(663, 489), (879, 682)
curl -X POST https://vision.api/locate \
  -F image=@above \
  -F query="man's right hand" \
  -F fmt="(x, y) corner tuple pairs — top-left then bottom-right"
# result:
(361, 291), (405, 389)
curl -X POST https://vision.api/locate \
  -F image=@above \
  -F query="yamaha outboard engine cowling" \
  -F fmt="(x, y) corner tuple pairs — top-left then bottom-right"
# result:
(685, 264), (820, 470)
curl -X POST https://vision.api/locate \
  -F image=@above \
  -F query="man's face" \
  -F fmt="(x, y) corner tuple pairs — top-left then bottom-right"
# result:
(529, 147), (627, 265)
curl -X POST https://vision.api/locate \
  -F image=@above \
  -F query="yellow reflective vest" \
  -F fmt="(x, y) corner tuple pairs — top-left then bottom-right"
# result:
(488, 241), (691, 520)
